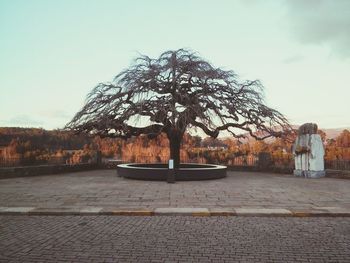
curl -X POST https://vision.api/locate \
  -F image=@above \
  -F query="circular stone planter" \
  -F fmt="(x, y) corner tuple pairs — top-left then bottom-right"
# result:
(117, 163), (227, 181)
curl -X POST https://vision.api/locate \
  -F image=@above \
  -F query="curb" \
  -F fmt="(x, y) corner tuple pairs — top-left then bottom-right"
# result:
(154, 208), (211, 216)
(0, 207), (350, 217)
(101, 210), (154, 216)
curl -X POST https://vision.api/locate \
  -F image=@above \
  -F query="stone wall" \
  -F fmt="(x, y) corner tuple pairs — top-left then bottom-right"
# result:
(0, 161), (348, 179)
(0, 163), (99, 179)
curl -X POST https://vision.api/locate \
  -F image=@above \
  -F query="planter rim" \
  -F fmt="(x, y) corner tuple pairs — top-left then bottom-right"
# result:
(117, 163), (227, 170)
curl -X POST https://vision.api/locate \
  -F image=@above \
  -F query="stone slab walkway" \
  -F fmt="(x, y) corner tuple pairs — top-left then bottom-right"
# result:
(0, 169), (350, 216)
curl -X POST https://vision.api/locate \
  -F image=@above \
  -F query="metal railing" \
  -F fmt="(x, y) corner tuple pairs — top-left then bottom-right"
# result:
(1, 154), (350, 171)
(325, 160), (350, 170)
(118, 154), (350, 171)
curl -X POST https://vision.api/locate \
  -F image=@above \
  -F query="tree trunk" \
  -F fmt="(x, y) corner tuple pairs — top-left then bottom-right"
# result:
(167, 131), (183, 169)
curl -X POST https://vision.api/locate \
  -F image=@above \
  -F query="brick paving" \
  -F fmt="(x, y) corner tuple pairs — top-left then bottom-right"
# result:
(0, 170), (349, 210)
(0, 216), (349, 262)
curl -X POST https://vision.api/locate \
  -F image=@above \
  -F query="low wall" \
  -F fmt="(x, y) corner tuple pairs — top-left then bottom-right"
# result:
(0, 163), (98, 179)
(227, 165), (350, 179)
(325, 169), (350, 179)
(0, 162), (348, 180)
(227, 165), (293, 174)
(118, 163), (227, 181)
(100, 161), (123, 169)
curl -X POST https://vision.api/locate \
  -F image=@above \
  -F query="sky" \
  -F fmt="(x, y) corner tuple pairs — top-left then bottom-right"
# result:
(0, 0), (349, 130)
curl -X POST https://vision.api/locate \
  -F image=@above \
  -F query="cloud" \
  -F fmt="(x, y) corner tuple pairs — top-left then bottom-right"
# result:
(285, 0), (350, 58)
(0, 114), (44, 127)
(281, 54), (304, 64)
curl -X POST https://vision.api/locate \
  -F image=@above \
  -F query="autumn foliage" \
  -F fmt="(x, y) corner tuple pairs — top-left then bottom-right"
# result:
(0, 127), (349, 168)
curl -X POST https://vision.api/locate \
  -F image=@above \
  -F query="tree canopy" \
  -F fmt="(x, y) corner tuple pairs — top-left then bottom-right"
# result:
(66, 49), (290, 166)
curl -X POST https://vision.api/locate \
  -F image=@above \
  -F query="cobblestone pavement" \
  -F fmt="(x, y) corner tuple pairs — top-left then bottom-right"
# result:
(0, 170), (349, 210)
(0, 216), (349, 262)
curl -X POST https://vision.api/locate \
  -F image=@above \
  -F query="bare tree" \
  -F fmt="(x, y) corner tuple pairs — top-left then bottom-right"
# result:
(66, 49), (290, 167)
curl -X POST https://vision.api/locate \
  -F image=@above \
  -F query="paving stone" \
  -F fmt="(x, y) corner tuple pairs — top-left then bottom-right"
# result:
(79, 207), (103, 213)
(235, 208), (292, 216)
(108, 210), (153, 216)
(0, 216), (349, 262)
(2, 207), (35, 213)
(289, 208), (331, 217)
(0, 170), (350, 211)
(29, 207), (81, 215)
(208, 208), (236, 216)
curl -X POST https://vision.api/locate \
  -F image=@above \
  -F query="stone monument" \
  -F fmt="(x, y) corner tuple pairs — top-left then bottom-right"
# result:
(292, 123), (325, 178)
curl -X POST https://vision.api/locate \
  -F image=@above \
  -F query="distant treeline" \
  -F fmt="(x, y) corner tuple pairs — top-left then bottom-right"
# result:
(0, 127), (90, 150)
(0, 127), (349, 166)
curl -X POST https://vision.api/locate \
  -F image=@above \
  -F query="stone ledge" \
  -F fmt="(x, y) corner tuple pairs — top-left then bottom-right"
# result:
(1, 207), (350, 217)
(235, 208), (292, 216)
(154, 207), (210, 216)
(102, 210), (154, 216)
(0, 207), (35, 213)
(209, 208), (236, 216)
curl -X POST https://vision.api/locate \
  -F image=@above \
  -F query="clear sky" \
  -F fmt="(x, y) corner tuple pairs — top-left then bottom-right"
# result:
(0, 0), (349, 130)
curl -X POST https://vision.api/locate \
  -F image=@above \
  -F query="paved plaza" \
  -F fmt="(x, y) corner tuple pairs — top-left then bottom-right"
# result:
(0, 170), (350, 213)
(1, 170), (350, 262)
(1, 216), (349, 262)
